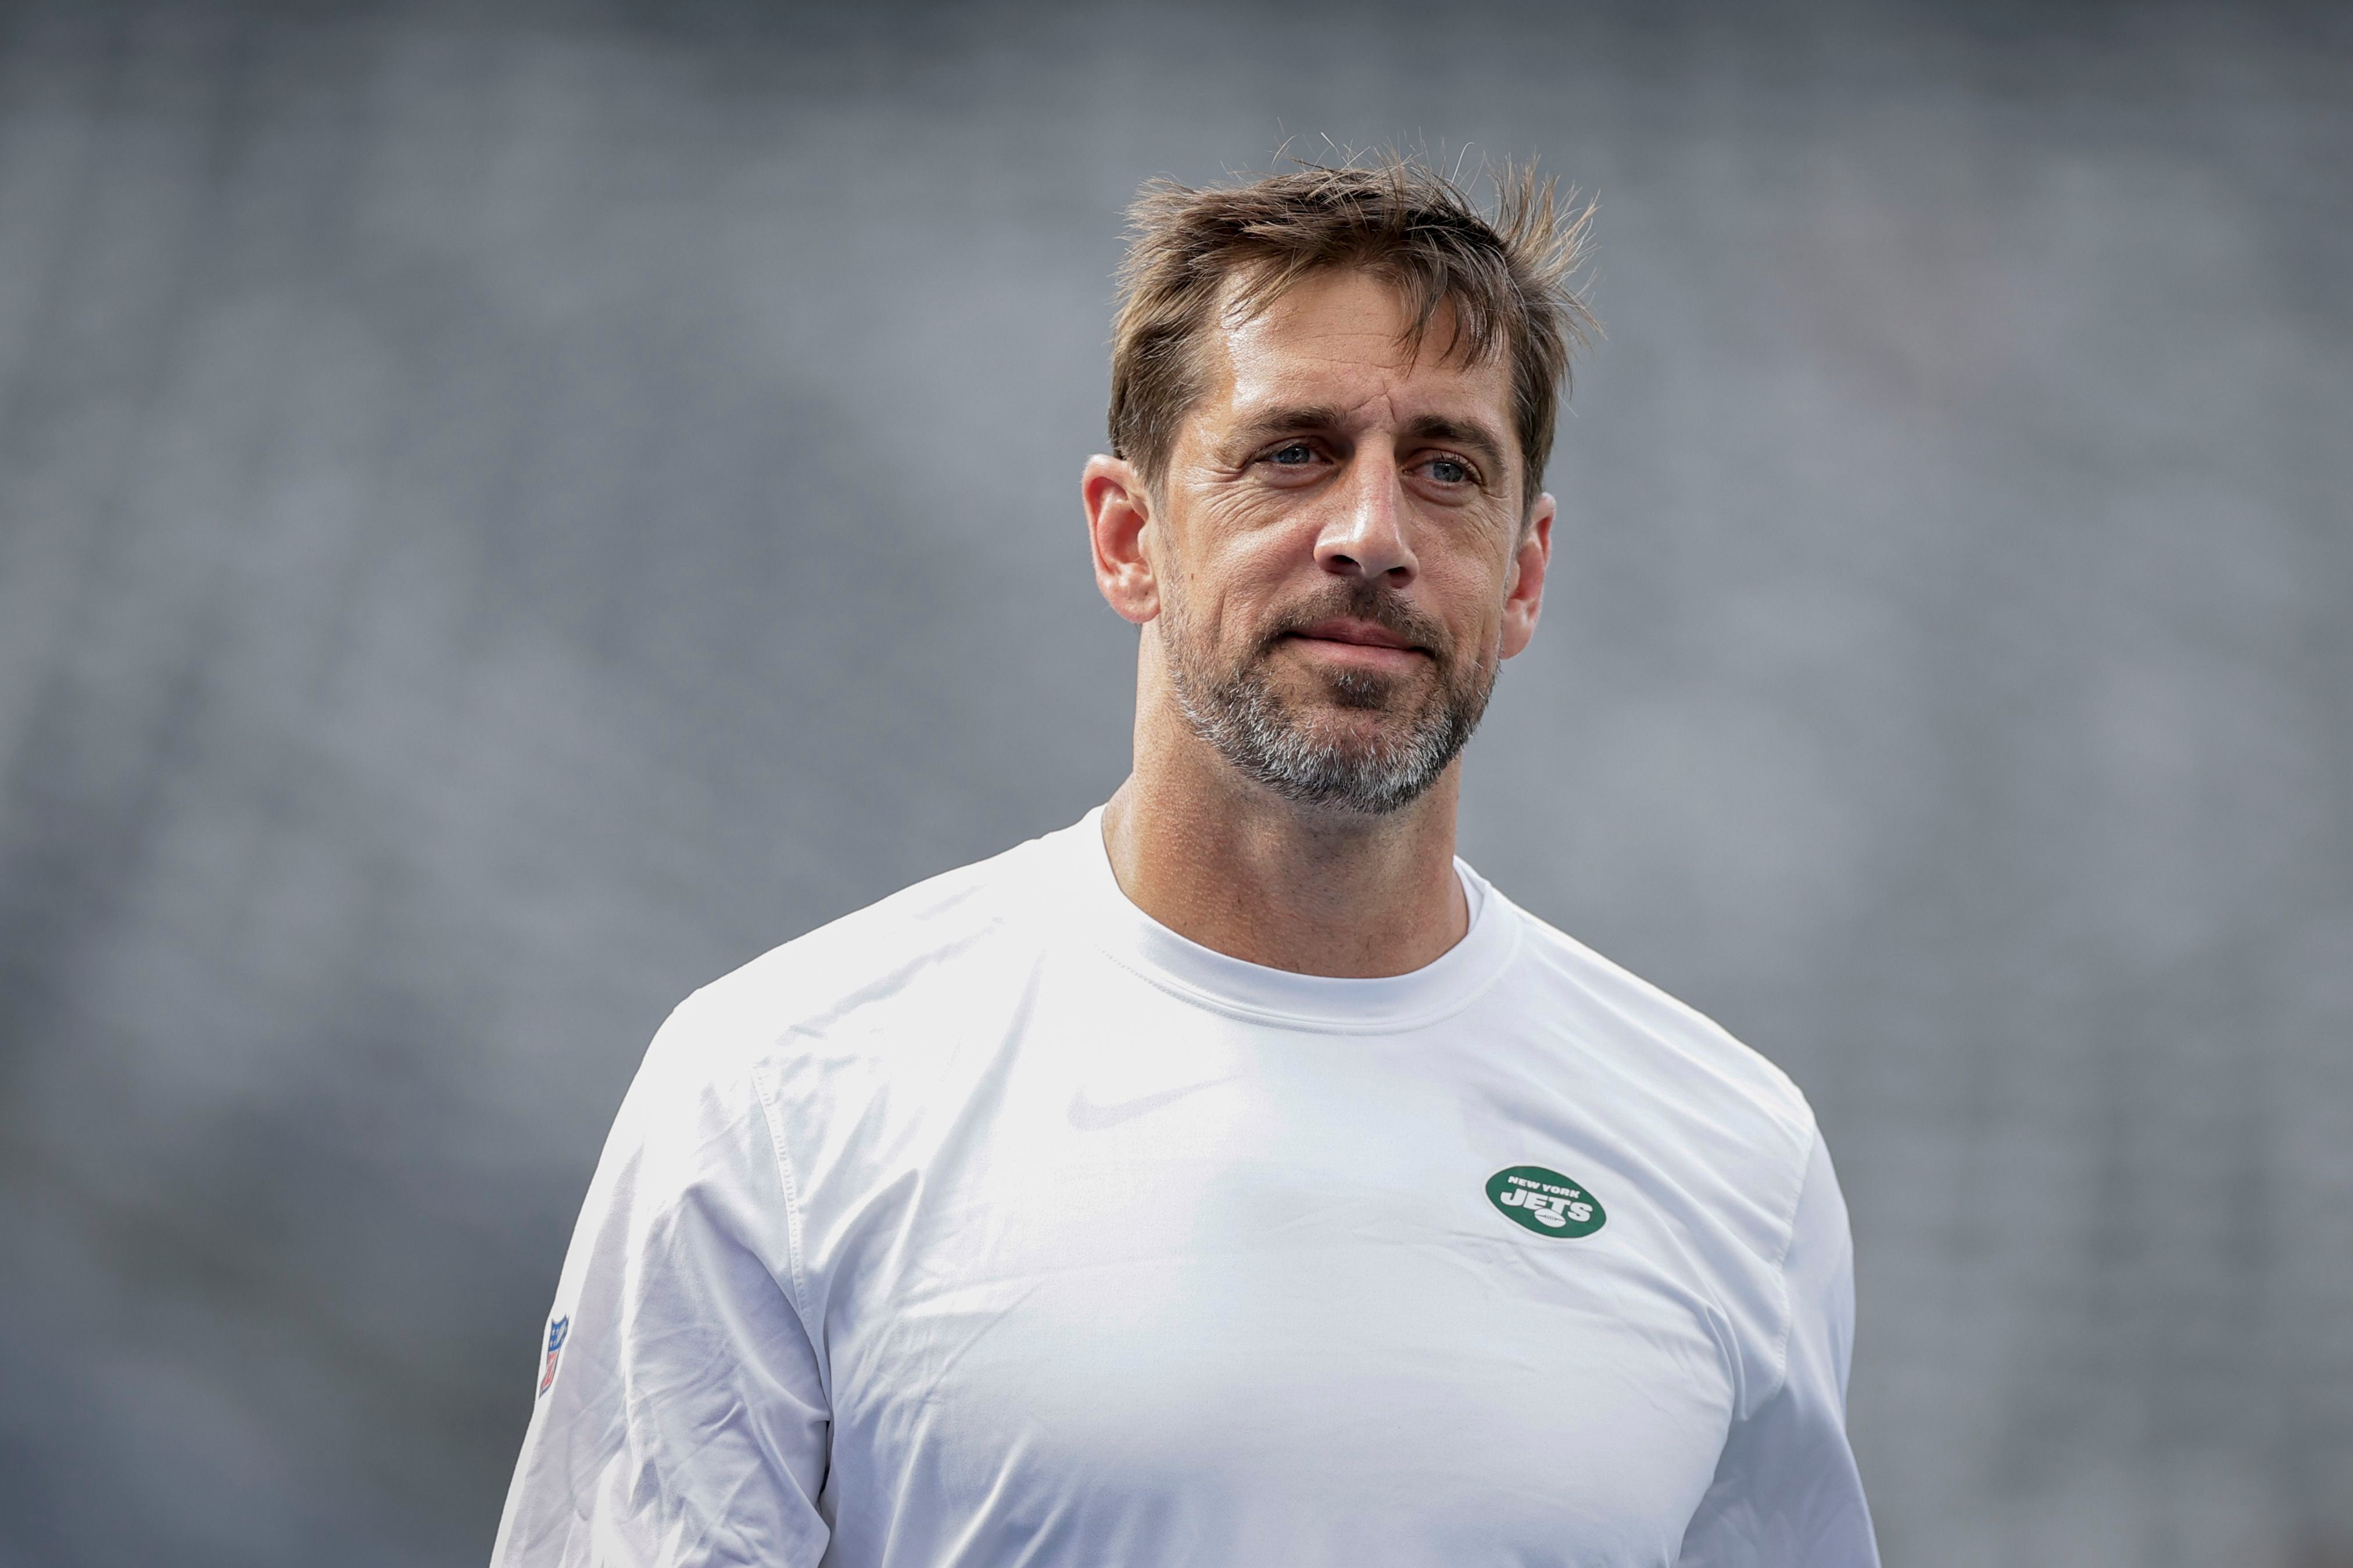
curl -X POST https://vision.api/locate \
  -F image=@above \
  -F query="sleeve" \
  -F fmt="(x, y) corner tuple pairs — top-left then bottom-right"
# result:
(1675, 1126), (1879, 1567)
(488, 998), (833, 1568)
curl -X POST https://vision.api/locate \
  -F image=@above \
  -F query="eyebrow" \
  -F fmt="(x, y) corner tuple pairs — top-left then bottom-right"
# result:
(1398, 414), (1510, 478)
(1227, 406), (1353, 449)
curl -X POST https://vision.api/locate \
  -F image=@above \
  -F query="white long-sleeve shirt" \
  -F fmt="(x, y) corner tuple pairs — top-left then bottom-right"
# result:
(492, 810), (1878, 1567)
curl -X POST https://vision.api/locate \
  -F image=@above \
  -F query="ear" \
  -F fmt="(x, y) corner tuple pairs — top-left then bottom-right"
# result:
(1083, 454), (1161, 625)
(1499, 491), (1555, 659)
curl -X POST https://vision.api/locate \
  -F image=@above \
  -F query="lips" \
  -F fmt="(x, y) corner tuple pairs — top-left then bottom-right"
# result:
(1287, 617), (1425, 654)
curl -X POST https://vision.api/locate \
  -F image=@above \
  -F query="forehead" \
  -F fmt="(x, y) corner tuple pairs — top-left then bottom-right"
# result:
(1196, 269), (1514, 436)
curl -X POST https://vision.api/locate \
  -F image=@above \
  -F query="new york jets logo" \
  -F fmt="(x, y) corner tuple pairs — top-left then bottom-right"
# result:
(1485, 1165), (1606, 1238)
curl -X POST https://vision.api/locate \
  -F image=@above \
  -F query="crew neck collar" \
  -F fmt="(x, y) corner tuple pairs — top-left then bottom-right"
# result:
(1044, 806), (1522, 1035)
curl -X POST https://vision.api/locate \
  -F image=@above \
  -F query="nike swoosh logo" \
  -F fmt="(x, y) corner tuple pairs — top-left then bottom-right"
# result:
(1067, 1077), (1234, 1132)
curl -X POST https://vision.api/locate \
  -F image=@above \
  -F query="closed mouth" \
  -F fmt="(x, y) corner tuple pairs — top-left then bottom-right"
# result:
(1286, 618), (1427, 654)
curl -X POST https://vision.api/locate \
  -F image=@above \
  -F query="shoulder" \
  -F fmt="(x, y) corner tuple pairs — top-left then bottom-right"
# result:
(1485, 884), (1821, 1197)
(649, 830), (1059, 1087)
(1496, 884), (1807, 1151)
(593, 830), (1064, 1213)
(1483, 886), (1836, 1409)
(563, 832), (1069, 1318)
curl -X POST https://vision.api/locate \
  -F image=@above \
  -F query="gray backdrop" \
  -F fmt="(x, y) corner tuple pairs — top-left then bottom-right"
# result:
(0, 1), (2345, 1564)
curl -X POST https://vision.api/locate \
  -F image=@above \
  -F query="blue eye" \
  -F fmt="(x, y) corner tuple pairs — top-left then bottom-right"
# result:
(1427, 457), (1472, 485)
(1268, 443), (1316, 465)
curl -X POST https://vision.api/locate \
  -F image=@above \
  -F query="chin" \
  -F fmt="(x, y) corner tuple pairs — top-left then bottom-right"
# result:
(1291, 662), (1428, 712)
(1290, 705), (1425, 752)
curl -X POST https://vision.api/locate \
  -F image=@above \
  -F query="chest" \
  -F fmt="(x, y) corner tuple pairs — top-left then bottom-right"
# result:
(800, 1011), (1748, 1564)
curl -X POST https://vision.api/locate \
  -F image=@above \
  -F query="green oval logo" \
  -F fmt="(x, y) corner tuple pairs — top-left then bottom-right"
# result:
(1485, 1165), (1606, 1238)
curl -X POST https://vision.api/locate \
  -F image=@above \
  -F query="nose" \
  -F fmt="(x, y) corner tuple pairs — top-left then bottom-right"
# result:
(1313, 456), (1419, 585)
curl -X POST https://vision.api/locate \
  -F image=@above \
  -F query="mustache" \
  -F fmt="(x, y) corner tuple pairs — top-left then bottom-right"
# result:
(1257, 581), (1451, 657)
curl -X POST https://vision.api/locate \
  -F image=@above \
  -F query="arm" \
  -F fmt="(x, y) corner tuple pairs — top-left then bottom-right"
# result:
(489, 998), (832, 1568)
(1677, 1128), (1879, 1567)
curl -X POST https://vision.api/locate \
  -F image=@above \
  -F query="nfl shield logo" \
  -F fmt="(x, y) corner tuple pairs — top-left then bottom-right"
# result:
(538, 1316), (570, 1397)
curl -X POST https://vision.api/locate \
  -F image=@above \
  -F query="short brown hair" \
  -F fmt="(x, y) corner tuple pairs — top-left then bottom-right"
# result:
(1108, 152), (1596, 508)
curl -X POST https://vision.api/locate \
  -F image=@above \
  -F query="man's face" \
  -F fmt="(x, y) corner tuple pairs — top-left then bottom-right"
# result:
(1145, 268), (1552, 814)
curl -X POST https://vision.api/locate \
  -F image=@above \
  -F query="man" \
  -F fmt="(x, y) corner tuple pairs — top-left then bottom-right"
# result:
(492, 155), (1878, 1567)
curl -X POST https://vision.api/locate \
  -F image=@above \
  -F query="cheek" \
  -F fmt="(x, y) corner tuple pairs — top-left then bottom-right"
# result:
(1181, 539), (1309, 635)
(1424, 554), (1512, 642)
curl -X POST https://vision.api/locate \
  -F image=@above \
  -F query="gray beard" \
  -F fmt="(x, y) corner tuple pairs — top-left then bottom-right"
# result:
(1160, 583), (1498, 816)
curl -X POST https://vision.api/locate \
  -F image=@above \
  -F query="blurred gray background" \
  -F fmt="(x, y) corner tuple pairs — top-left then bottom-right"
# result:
(0, 0), (2345, 1563)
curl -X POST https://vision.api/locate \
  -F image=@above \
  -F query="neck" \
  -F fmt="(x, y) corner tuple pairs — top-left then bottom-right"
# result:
(1100, 708), (1471, 979)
